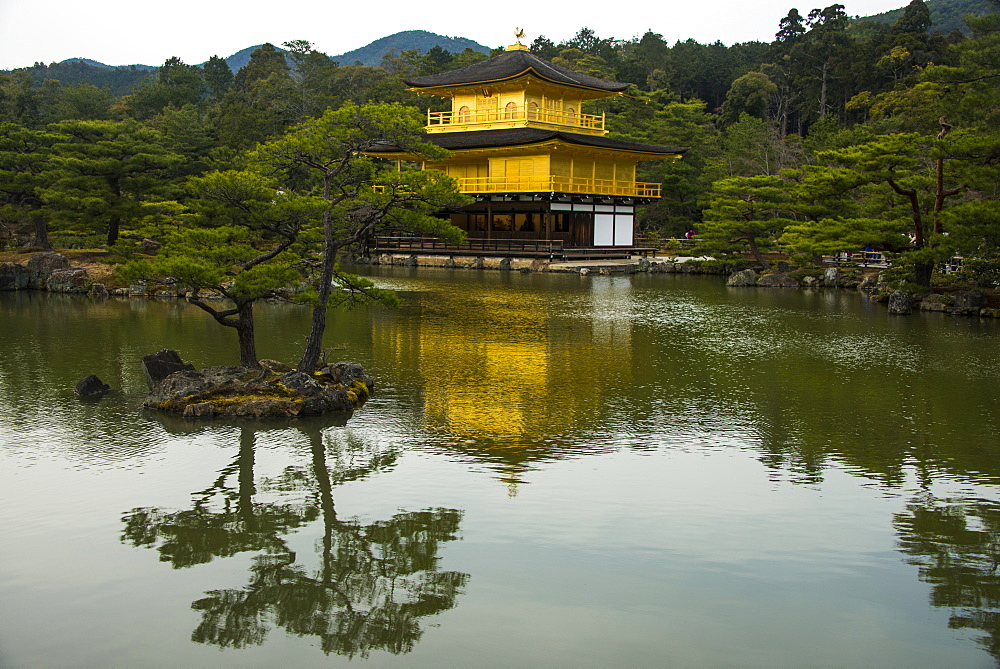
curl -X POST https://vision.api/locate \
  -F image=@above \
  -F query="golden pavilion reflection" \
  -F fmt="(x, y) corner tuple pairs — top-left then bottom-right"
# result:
(369, 278), (634, 450)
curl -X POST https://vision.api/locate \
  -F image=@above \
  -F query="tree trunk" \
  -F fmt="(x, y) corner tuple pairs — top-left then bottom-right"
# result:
(887, 178), (924, 247)
(819, 60), (829, 121)
(107, 178), (122, 245)
(31, 212), (51, 249)
(236, 303), (260, 369)
(298, 207), (337, 374)
(299, 298), (329, 374)
(932, 118), (965, 235)
(746, 234), (771, 270)
(106, 212), (121, 246)
(914, 260), (933, 287)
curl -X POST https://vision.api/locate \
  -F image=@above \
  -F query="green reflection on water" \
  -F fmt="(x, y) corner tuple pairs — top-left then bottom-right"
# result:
(2, 269), (1000, 664)
(122, 417), (468, 658)
(894, 494), (1000, 661)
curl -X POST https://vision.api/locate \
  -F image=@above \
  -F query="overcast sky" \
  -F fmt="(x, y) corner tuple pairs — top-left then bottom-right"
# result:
(0, 0), (909, 70)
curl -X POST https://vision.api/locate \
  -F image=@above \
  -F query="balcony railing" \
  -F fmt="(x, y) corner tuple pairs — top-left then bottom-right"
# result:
(427, 107), (605, 133)
(376, 236), (566, 255)
(456, 175), (661, 198)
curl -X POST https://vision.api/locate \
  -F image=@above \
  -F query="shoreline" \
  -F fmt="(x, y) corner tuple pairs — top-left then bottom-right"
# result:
(3, 249), (999, 318)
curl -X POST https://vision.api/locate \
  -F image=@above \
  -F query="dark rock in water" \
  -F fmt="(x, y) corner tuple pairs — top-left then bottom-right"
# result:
(518, 266), (531, 273)
(46, 268), (90, 293)
(950, 290), (985, 316)
(403, 254), (418, 267)
(0, 262), (29, 290)
(143, 361), (372, 417)
(322, 361), (374, 391)
(757, 273), (799, 288)
(919, 293), (951, 312)
(726, 269), (758, 287)
(499, 257), (512, 271)
(638, 258), (651, 272)
(27, 251), (68, 289)
(145, 365), (244, 406)
(75, 374), (110, 398)
(141, 349), (196, 388)
(89, 283), (108, 297)
(888, 290), (913, 315)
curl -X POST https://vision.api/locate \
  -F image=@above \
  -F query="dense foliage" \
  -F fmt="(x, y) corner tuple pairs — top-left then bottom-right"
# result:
(1, 0), (998, 292)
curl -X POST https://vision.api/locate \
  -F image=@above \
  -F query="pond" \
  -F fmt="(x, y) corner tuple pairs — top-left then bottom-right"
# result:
(1, 268), (999, 667)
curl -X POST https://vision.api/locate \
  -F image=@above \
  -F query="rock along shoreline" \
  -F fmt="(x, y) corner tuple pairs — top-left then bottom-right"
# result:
(4, 250), (998, 318)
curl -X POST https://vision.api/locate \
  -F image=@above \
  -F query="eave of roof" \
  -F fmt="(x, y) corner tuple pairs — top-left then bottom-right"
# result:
(403, 50), (631, 93)
(367, 128), (687, 157)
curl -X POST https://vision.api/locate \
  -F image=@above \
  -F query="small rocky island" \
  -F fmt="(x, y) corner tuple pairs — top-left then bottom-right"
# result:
(141, 350), (372, 418)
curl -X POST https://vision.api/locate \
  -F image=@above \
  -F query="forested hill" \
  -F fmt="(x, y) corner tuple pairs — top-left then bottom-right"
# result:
(2, 1), (999, 299)
(332, 30), (490, 66)
(61, 58), (157, 70)
(15, 60), (155, 96)
(864, 0), (995, 35)
(1, 31), (490, 95)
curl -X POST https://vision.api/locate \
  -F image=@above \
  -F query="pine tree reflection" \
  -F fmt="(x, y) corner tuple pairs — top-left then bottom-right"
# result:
(893, 494), (1000, 662)
(121, 428), (316, 568)
(121, 422), (468, 658)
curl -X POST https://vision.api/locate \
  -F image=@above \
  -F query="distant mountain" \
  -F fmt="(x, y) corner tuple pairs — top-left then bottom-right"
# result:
(862, 0), (996, 36)
(332, 30), (491, 67)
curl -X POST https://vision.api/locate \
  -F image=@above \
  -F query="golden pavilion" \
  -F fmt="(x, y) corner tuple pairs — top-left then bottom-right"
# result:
(368, 39), (686, 257)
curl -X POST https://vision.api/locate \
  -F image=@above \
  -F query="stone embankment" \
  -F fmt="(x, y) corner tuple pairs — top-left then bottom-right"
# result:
(725, 266), (1000, 317)
(4, 250), (997, 318)
(1, 251), (112, 295)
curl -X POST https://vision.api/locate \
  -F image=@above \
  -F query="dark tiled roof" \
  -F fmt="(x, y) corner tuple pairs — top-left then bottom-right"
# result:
(368, 128), (687, 156)
(403, 50), (631, 92)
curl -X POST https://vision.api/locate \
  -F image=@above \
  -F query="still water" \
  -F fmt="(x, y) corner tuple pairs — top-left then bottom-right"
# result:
(1, 268), (999, 667)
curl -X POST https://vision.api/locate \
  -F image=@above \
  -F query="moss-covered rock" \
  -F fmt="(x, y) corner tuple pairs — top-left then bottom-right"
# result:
(143, 360), (372, 418)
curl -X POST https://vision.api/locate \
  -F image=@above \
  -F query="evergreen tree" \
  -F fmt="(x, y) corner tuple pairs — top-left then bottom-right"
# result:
(118, 170), (321, 367)
(700, 174), (797, 268)
(214, 44), (295, 148)
(42, 119), (183, 245)
(202, 55), (234, 100)
(0, 123), (58, 247)
(250, 103), (471, 373)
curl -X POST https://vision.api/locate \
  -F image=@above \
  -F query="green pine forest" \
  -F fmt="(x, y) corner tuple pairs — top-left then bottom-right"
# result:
(2, 0), (999, 291)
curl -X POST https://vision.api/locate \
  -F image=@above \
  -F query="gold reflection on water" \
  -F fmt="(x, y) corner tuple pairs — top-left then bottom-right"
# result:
(424, 341), (544, 437)
(371, 278), (634, 445)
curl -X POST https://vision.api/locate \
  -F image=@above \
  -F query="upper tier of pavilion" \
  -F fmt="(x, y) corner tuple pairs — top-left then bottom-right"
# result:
(403, 44), (634, 136)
